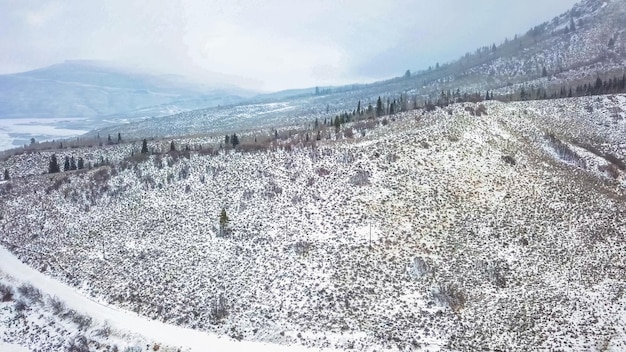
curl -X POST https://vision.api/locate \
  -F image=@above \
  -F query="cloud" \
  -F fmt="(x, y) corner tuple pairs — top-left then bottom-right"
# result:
(0, 0), (580, 91)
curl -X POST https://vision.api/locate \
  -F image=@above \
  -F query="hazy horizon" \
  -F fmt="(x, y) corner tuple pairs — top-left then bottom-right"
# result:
(1, 0), (579, 92)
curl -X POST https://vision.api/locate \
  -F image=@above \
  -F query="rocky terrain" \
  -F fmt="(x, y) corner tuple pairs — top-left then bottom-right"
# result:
(1, 94), (625, 351)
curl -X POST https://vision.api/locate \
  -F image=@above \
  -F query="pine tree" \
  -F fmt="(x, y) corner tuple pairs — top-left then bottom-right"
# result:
(334, 116), (341, 132)
(542, 66), (548, 77)
(219, 208), (229, 236)
(70, 156), (77, 170)
(117, 133), (122, 143)
(3, 169), (9, 181)
(357, 101), (361, 115)
(231, 134), (239, 148)
(170, 141), (176, 152)
(49, 154), (60, 174)
(77, 157), (85, 170)
(376, 96), (384, 117)
(64, 156), (70, 172)
(141, 139), (149, 154)
(225, 135), (230, 145)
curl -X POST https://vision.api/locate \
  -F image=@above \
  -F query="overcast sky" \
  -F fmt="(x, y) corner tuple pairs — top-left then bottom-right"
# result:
(1, 0), (579, 92)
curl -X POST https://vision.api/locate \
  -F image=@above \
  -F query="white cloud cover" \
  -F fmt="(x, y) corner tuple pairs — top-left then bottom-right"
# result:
(0, 0), (579, 91)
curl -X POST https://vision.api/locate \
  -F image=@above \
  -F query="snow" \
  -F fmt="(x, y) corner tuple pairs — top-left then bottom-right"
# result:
(0, 117), (89, 151)
(0, 341), (30, 352)
(1, 96), (625, 351)
(0, 245), (336, 352)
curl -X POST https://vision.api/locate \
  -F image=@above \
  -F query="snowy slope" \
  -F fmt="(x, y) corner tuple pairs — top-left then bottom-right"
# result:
(1, 95), (626, 351)
(0, 246), (337, 351)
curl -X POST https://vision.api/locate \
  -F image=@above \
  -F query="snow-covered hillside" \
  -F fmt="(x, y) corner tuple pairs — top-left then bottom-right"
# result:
(1, 94), (626, 351)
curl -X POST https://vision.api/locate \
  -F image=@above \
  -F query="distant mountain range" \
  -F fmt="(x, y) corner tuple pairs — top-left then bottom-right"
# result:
(1, 0), (624, 143)
(0, 60), (255, 120)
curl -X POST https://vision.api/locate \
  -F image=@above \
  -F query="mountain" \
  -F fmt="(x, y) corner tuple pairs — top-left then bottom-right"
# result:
(91, 0), (626, 141)
(396, 0), (626, 97)
(0, 60), (254, 119)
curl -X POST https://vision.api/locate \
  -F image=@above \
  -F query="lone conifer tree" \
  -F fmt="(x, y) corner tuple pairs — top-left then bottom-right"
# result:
(49, 154), (60, 174)
(117, 132), (122, 143)
(64, 156), (71, 171)
(376, 96), (384, 117)
(3, 169), (9, 181)
(77, 157), (85, 170)
(231, 134), (239, 148)
(170, 141), (176, 152)
(219, 208), (229, 236)
(141, 139), (149, 154)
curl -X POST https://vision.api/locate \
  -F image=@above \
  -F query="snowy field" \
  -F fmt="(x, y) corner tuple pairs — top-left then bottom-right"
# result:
(1, 95), (626, 351)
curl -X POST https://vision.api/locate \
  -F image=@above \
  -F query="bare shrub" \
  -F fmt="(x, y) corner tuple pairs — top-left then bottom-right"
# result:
(316, 168), (330, 177)
(545, 133), (585, 168)
(14, 299), (28, 312)
(47, 295), (66, 315)
(350, 170), (371, 186)
(501, 155), (516, 166)
(0, 283), (13, 302)
(72, 312), (93, 330)
(93, 323), (111, 338)
(62, 309), (93, 330)
(344, 128), (354, 138)
(407, 257), (433, 279)
(210, 294), (229, 323)
(120, 153), (148, 171)
(604, 153), (626, 171)
(46, 176), (70, 193)
(483, 260), (509, 288)
(476, 104), (488, 116)
(92, 168), (111, 185)
(264, 181), (283, 199)
(67, 334), (90, 352)
(238, 143), (270, 154)
(17, 284), (42, 304)
(293, 241), (312, 256)
(123, 347), (142, 352)
(599, 164), (620, 179)
(432, 283), (466, 312)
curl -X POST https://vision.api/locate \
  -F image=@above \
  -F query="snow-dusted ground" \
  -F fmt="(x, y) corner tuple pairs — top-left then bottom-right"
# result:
(0, 246), (338, 351)
(1, 95), (626, 351)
